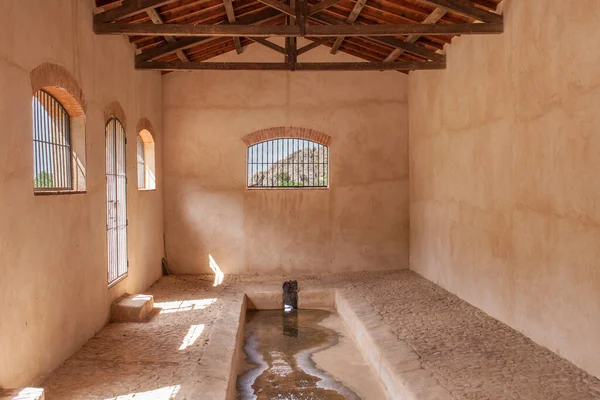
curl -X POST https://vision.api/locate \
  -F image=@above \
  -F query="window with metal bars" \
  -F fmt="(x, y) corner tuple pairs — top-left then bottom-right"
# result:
(106, 118), (128, 286)
(137, 134), (145, 189)
(32, 90), (72, 192)
(247, 138), (328, 188)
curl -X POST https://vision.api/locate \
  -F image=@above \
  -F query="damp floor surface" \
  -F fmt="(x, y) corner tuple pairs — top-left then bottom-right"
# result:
(42, 271), (600, 400)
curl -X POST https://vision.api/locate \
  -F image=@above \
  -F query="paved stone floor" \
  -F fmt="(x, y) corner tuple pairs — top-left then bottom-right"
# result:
(44, 276), (225, 399)
(42, 271), (600, 399)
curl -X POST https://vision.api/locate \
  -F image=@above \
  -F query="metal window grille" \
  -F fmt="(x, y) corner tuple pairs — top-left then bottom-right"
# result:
(137, 135), (145, 189)
(247, 138), (328, 188)
(32, 90), (72, 191)
(106, 118), (128, 285)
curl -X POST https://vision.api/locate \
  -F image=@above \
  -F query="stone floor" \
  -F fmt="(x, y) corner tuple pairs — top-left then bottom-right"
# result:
(42, 271), (600, 399)
(43, 276), (225, 399)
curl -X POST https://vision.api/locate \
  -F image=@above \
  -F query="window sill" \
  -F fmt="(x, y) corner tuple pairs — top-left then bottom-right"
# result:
(108, 273), (128, 289)
(34, 190), (87, 196)
(246, 187), (329, 191)
(138, 188), (157, 192)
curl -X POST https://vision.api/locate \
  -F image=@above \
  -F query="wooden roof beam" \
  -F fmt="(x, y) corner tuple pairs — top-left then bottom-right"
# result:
(308, 0), (342, 16)
(256, 0), (296, 17)
(417, 0), (502, 23)
(94, 21), (504, 37)
(330, 0), (367, 55)
(297, 38), (331, 55)
(146, 9), (190, 62)
(223, 0), (244, 54)
(384, 7), (446, 62)
(248, 38), (287, 54)
(309, 14), (445, 62)
(136, 60), (446, 71)
(135, 8), (282, 62)
(94, 0), (181, 23)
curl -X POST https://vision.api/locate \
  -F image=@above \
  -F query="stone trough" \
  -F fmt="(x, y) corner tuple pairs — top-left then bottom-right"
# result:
(202, 285), (453, 400)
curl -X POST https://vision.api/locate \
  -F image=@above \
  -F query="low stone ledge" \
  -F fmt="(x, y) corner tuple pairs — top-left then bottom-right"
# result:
(0, 387), (45, 400)
(110, 294), (154, 322)
(194, 293), (246, 400)
(335, 289), (453, 400)
(245, 288), (335, 311)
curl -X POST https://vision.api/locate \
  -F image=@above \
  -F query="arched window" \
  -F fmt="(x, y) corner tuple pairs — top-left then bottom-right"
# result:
(247, 138), (328, 188)
(32, 90), (72, 191)
(106, 117), (128, 285)
(137, 129), (156, 190)
(31, 63), (87, 194)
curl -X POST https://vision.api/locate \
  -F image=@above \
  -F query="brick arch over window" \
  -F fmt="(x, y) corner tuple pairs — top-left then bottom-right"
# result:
(242, 127), (333, 147)
(104, 101), (127, 130)
(136, 117), (156, 138)
(30, 62), (86, 117)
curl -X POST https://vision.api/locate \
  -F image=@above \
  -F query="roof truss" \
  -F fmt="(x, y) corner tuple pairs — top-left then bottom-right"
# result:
(93, 0), (504, 72)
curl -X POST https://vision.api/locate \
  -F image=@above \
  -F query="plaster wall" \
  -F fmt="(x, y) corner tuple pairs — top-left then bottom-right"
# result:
(0, 0), (164, 388)
(409, 0), (600, 377)
(163, 40), (409, 275)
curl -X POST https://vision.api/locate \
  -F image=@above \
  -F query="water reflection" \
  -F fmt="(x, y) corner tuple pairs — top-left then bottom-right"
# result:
(282, 309), (299, 338)
(237, 310), (360, 400)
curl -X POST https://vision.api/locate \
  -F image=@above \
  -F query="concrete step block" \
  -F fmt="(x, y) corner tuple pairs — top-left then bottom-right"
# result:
(110, 294), (154, 322)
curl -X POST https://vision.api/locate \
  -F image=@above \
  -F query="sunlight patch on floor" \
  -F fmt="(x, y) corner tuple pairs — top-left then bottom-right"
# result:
(154, 298), (217, 314)
(179, 324), (205, 350)
(104, 384), (180, 400)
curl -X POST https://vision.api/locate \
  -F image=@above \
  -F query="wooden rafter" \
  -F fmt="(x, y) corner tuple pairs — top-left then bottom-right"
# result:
(308, 0), (342, 16)
(297, 38), (330, 55)
(309, 14), (445, 61)
(223, 0), (244, 54)
(94, 0), (181, 23)
(383, 7), (446, 62)
(286, 0), (298, 68)
(417, 0), (502, 23)
(257, 0), (296, 17)
(94, 21), (504, 37)
(136, 60), (446, 70)
(146, 9), (190, 62)
(330, 0), (367, 54)
(248, 37), (287, 54)
(239, 0), (344, 18)
(135, 8), (282, 62)
(94, 0), (504, 72)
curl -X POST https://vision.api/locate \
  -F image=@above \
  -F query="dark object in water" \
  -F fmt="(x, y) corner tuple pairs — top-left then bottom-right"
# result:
(282, 280), (298, 310)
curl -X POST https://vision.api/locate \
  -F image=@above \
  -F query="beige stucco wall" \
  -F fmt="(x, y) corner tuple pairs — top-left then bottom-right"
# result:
(163, 40), (409, 275)
(0, 0), (164, 388)
(409, 0), (600, 378)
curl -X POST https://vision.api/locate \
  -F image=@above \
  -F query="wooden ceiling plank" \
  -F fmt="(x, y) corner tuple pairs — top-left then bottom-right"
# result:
(383, 6), (445, 62)
(146, 8), (190, 61)
(308, 0), (342, 15)
(95, 21), (503, 36)
(418, 0), (502, 23)
(309, 14), (445, 61)
(256, 0), (296, 17)
(330, 0), (367, 54)
(136, 60), (446, 70)
(94, 0), (180, 23)
(135, 8), (281, 62)
(223, 0), (244, 53)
